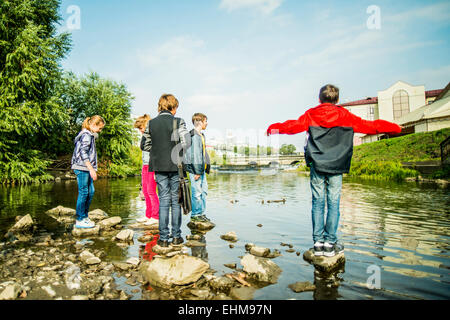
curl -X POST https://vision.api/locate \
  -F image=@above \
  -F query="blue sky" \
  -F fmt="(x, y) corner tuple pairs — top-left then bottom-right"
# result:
(58, 0), (450, 148)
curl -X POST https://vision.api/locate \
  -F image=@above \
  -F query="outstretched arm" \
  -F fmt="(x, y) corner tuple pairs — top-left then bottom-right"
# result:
(347, 112), (401, 135)
(267, 113), (309, 135)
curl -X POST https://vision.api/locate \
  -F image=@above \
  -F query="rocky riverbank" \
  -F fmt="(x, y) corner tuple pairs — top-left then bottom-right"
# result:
(0, 206), (346, 300)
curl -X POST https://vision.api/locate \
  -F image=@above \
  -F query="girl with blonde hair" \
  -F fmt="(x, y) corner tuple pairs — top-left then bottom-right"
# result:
(71, 115), (105, 229)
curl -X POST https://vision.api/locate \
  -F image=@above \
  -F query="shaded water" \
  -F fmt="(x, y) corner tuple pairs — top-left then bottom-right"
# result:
(0, 172), (449, 300)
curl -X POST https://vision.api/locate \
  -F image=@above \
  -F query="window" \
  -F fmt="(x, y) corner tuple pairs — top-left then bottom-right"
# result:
(392, 90), (410, 120)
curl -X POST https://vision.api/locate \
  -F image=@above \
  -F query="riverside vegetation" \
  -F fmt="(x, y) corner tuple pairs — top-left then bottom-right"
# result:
(0, 0), (141, 185)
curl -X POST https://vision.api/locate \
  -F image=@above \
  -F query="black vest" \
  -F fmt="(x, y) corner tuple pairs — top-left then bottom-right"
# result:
(148, 111), (182, 173)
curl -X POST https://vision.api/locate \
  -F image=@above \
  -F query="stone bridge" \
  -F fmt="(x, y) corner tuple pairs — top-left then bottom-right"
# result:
(224, 154), (305, 166)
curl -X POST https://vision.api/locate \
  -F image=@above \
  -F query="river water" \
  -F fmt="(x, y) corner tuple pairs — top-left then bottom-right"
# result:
(0, 171), (449, 300)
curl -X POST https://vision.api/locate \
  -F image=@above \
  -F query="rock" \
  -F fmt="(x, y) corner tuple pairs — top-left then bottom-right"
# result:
(288, 281), (316, 293)
(229, 287), (256, 300)
(72, 225), (100, 237)
(41, 285), (56, 298)
(224, 263), (237, 270)
(120, 291), (130, 300)
(212, 293), (232, 300)
(245, 243), (255, 251)
(126, 257), (140, 266)
(152, 244), (179, 255)
(209, 276), (235, 293)
(98, 217), (122, 230)
(184, 240), (206, 247)
(80, 250), (101, 265)
(8, 214), (34, 232)
(71, 295), (89, 300)
(250, 246), (270, 257)
(190, 289), (210, 299)
(0, 283), (22, 300)
(113, 262), (132, 271)
(240, 254), (282, 284)
(286, 249), (295, 253)
(128, 223), (159, 231)
(113, 229), (134, 242)
(15, 215), (23, 222)
(266, 249), (282, 259)
(46, 206), (76, 216)
(229, 244), (234, 249)
(220, 231), (238, 242)
(187, 220), (216, 231)
(303, 249), (345, 273)
(186, 234), (203, 241)
(88, 209), (109, 221)
(257, 224), (263, 227)
(138, 234), (154, 243)
(139, 255), (209, 288)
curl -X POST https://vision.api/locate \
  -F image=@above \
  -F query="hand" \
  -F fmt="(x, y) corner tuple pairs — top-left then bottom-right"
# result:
(194, 175), (200, 181)
(90, 169), (98, 181)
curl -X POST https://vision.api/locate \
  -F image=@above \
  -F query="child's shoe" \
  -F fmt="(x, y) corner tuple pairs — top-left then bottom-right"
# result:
(199, 215), (210, 222)
(313, 242), (324, 256)
(323, 242), (345, 257)
(75, 218), (95, 229)
(190, 215), (203, 222)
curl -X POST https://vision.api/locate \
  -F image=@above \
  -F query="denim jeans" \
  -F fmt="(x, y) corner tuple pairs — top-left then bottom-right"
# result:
(155, 172), (182, 241)
(310, 165), (342, 244)
(189, 173), (208, 217)
(74, 170), (95, 221)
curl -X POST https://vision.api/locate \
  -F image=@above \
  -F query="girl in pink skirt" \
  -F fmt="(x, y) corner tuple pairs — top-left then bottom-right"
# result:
(134, 115), (159, 225)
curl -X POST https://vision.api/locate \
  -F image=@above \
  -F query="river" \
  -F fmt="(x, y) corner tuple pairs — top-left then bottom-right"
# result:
(0, 171), (449, 300)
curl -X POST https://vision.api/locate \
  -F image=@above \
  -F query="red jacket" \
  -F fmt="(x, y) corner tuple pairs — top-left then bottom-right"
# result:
(267, 103), (401, 174)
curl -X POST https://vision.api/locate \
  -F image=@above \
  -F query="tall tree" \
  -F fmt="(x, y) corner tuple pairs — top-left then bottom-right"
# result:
(0, 0), (71, 183)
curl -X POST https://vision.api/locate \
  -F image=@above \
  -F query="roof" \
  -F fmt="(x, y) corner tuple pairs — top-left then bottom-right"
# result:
(339, 89), (443, 107)
(396, 94), (450, 125)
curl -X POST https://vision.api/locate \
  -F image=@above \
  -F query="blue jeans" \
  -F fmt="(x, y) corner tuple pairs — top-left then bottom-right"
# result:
(155, 172), (182, 241)
(189, 173), (208, 217)
(310, 165), (342, 244)
(74, 170), (95, 221)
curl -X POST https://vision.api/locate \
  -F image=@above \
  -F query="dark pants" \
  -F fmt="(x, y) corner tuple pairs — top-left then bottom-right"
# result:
(74, 169), (95, 221)
(155, 172), (182, 241)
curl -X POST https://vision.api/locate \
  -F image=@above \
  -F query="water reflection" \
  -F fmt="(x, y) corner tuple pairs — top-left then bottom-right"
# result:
(0, 173), (449, 300)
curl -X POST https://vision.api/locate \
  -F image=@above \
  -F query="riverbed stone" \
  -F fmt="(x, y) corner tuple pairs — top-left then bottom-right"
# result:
(139, 255), (209, 288)
(80, 250), (101, 265)
(303, 249), (345, 273)
(8, 214), (34, 233)
(249, 246), (270, 257)
(46, 206), (76, 216)
(72, 225), (100, 237)
(220, 231), (238, 242)
(209, 276), (235, 293)
(126, 257), (140, 266)
(41, 285), (56, 298)
(185, 240), (206, 247)
(113, 229), (134, 242)
(98, 216), (122, 230)
(88, 209), (109, 221)
(229, 287), (256, 300)
(187, 220), (216, 231)
(0, 283), (22, 300)
(288, 281), (316, 293)
(240, 254), (282, 284)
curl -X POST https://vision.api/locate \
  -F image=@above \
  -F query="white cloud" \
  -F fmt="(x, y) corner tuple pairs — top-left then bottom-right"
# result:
(386, 2), (450, 24)
(219, 0), (283, 15)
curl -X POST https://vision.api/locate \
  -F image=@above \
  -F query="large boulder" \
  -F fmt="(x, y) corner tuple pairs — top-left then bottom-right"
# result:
(303, 249), (345, 273)
(98, 217), (122, 230)
(139, 255), (209, 288)
(8, 214), (34, 233)
(72, 225), (100, 237)
(240, 254), (282, 284)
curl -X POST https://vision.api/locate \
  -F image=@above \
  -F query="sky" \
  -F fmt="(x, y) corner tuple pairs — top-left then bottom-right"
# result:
(58, 0), (450, 149)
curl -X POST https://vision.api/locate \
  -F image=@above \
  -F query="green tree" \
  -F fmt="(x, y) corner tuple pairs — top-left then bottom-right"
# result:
(279, 144), (296, 155)
(57, 72), (137, 177)
(0, 0), (72, 184)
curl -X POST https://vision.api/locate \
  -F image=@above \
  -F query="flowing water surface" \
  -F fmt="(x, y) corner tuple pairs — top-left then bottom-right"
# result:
(0, 171), (449, 300)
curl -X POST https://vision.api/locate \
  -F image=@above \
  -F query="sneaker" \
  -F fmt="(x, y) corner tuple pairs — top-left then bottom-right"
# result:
(190, 215), (203, 222)
(75, 218), (95, 229)
(157, 239), (169, 247)
(172, 237), (184, 245)
(136, 217), (149, 223)
(334, 243), (344, 255)
(199, 215), (210, 222)
(313, 242), (324, 256)
(323, 242), (335, 257)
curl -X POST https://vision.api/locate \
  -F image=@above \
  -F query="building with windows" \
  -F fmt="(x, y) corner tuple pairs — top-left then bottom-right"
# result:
(339, 81), (445, 145)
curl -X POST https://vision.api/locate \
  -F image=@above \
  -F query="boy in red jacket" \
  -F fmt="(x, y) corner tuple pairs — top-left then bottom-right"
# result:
(267, 84), (401, 257)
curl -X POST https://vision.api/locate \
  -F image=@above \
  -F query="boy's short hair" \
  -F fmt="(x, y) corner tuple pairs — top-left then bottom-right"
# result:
(192, 113), (207, 125)
(158, 94), (179, 113)
(319, 84), (339, 104)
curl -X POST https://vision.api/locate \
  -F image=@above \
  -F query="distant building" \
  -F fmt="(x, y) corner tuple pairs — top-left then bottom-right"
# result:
(339, 81), (445, 145)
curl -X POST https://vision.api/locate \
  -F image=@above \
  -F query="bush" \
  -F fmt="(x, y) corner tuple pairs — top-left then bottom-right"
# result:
(349, 160), (418, 181)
